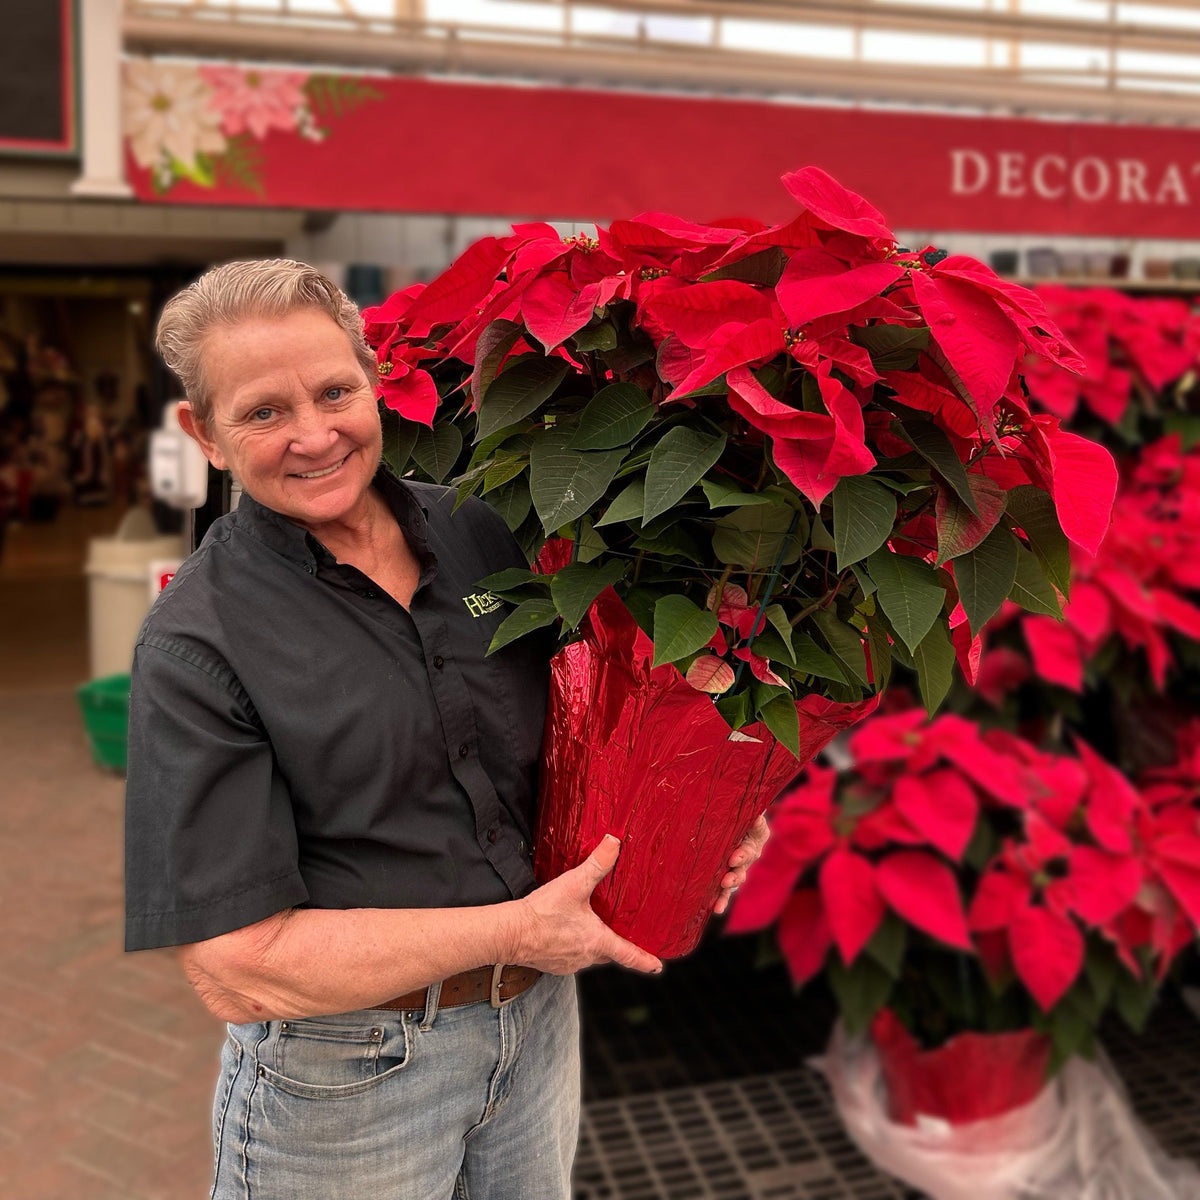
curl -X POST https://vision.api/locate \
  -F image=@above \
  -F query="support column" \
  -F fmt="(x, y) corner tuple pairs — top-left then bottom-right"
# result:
(71, 0), (133, 198)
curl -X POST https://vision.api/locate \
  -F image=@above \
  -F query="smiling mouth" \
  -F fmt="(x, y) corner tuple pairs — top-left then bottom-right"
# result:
(292, 454), (349, 480)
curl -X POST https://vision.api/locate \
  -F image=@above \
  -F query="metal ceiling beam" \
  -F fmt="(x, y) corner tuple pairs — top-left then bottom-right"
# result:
(555, 0), (1200, 58)
(122, 8), (1200, 124)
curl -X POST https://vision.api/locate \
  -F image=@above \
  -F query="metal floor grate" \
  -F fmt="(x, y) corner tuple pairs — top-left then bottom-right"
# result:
(574, 1070), (914, 1200)
(575, 987), (1200, 1200)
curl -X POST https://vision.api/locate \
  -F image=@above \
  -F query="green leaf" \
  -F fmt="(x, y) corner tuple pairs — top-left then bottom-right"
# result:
(935, 476), (1007, 565)
(1005, 485), (1072, 598)
(758, 696), (800, 758)
(832, 477), (896, 571)
(896, 419), (977, 515)
(551, 561), (627, 629)
(643, 426), (727, 524)
(865, 613), (894, 693)
(701, 479), (778, 509)
(809, 514), (836, 552)
(652, 595), (719, 667)
(573, 515), (607, 564)
(213, 134), (264, 197)
(865, 549), (944, 655)
(528, 426), (624, 534)
(486, 476), (532, 531)
(712, 503), (806, 571)
(487, 597), (558, 654)
(568, 382), (654, 451)
(716, 689), (753, 730)
(596, 478), (646, 528)
(912, 619), (956, 714)
(477, 566), (546, 596)
(864, 912), (908, 979)
(380, 408), (420, 475)
(811, 609), (869, 685)
(303, 73), (384, 120)
(473, 319), (523, 401)
(475, 356), (569, 442)
(412, 422), (463, 484)
(482, 457), (528, 494)
(828, 953), (893, 1036)
(1008, 543), (1064, 618)
(957, 525), (1019, 636)
(1114, 966), (1157, 1034)
(571, 321), (619, 352)
(790, 632), (848, 683)
(1084, 941), (1119, 1012)
(851, 324), (930, 371)
(763, 604), (795, 659)
(700, 246), (788, 287)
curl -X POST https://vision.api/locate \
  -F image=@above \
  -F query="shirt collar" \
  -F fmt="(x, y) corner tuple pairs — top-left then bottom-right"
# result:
(234, 462), (431, 571)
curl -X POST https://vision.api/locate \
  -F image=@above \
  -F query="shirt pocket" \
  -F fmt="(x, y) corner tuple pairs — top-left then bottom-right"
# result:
(258, 1016), (411, 1099)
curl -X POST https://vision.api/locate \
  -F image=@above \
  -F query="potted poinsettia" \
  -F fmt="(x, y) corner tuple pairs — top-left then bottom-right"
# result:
(362, 167), (1116, 957)
(729, 702), (1200, 1130)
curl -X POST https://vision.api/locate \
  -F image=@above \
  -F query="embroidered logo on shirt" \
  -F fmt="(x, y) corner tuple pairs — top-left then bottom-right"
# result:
(463, 591), (504, 618)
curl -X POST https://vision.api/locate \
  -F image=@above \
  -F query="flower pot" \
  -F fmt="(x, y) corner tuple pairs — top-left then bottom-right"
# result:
(533, 587), (879, 958)
(870, 1009), (1051, 1126)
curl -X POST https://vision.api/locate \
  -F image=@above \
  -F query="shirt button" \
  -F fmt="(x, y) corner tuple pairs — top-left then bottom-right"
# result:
(433, 655), (445, 670)
(487, 828), (498, 844)
(303, 563), (314, 574)
(459, 743), (470, 759)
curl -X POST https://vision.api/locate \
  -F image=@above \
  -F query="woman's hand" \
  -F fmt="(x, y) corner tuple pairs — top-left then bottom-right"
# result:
(712, 814), (770, 916)
(505, 835), (663, 976)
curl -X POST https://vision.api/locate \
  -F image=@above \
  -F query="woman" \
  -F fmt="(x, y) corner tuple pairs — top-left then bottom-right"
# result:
(125, 259), (767, 1200)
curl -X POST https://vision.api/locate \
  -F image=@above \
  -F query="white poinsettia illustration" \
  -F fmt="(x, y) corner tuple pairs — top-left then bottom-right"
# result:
(123, 59), (226, 172)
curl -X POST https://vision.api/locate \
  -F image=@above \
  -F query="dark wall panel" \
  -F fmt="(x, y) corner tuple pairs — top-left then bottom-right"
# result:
(0, 0), (75, 154)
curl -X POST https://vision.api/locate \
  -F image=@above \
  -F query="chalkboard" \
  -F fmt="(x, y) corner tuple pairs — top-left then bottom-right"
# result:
(0, 0), (76, 155)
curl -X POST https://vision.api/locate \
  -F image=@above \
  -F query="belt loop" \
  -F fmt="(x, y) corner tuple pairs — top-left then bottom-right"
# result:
(419, 980), (442, 1031)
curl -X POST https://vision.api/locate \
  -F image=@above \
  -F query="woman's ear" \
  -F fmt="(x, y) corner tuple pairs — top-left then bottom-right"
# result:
(177, 402), (228, 472)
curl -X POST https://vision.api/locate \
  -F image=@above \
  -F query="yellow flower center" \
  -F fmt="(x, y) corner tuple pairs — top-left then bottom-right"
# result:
(151, 93), (172, 113)
(246, 72), (261, 88)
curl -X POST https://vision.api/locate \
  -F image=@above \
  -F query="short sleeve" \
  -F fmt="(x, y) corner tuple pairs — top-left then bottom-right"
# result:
(124, 638), (309, 951)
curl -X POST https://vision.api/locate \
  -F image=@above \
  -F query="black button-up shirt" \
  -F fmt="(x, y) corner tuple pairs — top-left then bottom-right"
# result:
(124, 468), (551, 952)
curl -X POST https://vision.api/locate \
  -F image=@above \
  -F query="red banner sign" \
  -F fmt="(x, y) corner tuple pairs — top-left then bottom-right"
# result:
(124, 60), (1200, 238)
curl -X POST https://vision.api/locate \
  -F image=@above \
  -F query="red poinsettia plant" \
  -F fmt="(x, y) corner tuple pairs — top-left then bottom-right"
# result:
(1024, 286), (1200, 427)
(362, 167), (1118, 751)
(730, 702), (1200, 1069)
(967, 432), (1200, 709)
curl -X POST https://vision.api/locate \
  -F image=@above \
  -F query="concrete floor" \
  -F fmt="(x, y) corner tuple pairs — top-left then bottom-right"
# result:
(0, 506), (218, 1200)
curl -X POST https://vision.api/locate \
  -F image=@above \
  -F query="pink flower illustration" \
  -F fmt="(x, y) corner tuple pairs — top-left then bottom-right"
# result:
(199, 65), (308, 139)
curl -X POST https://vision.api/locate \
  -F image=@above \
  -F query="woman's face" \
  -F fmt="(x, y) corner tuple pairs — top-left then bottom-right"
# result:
(183, 309), (382, 531)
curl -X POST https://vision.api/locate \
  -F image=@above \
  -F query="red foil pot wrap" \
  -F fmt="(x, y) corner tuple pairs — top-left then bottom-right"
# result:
(534, 588), (879, 959)
(871, 1009), (1052, 1126)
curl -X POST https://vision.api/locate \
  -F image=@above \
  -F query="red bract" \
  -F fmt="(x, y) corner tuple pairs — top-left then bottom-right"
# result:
(736, 704), (1200, 1018)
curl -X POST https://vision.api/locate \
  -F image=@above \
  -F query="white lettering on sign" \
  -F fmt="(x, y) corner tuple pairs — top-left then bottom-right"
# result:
(950, 149), (1198, 207)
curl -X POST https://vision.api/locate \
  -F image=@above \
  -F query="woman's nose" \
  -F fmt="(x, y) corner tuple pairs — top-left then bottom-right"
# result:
(287, 404), (339, 456)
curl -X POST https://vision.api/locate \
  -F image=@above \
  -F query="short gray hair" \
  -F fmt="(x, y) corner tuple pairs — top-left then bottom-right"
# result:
(155, 259), (377, 424)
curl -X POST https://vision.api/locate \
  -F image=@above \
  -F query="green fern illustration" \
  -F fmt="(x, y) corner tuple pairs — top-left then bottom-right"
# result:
(214, 134), (265, 198)
(303, 74), (385, 122)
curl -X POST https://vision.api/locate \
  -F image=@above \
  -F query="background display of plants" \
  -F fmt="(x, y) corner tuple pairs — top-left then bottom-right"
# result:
(363, 168), (1114, 756)
(730, 284), (1200, 1070)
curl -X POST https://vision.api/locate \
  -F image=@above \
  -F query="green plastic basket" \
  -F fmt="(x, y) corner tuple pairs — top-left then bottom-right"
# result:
(77, 673), (131, 772)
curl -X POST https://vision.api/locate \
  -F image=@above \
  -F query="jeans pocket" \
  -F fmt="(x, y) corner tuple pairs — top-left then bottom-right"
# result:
(258, 1016), (411, 1100)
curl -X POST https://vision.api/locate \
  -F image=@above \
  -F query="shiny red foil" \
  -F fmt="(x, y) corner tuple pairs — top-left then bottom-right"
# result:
(534, 588), (880, 958)
(872, 1009), (1052, 1125)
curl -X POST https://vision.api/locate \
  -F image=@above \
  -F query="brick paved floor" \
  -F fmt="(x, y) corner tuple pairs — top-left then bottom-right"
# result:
(0, 687), (220, 1200)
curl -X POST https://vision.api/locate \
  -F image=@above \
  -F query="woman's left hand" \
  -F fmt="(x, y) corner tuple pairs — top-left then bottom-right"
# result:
(712, 815), (770, 916)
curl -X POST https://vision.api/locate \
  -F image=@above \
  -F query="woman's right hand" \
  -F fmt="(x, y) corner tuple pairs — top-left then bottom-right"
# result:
(505, 835), (663, 976)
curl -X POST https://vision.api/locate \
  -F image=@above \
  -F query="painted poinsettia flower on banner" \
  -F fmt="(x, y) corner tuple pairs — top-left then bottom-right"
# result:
(123, 60), (226, 184)
(122, 58), (382, 198)
(198, 65), (310, 140)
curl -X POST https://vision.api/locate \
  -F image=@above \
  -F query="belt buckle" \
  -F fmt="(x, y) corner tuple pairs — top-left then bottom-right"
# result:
(490, 963), (516, 1009)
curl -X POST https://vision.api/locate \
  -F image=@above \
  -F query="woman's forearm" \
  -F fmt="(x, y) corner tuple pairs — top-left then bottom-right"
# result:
(179, 901), (524, 1023)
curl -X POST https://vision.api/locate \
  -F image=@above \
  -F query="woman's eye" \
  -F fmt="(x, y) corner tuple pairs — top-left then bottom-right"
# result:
(252, 408), (274, 421)
(325, 387), (346, 401)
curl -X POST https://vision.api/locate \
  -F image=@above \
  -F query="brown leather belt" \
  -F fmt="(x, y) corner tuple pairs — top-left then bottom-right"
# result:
(372, 964), (542, 1012)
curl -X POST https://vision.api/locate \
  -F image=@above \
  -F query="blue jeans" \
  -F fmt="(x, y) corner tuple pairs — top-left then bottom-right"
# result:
(210, 972), (580, 1199)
